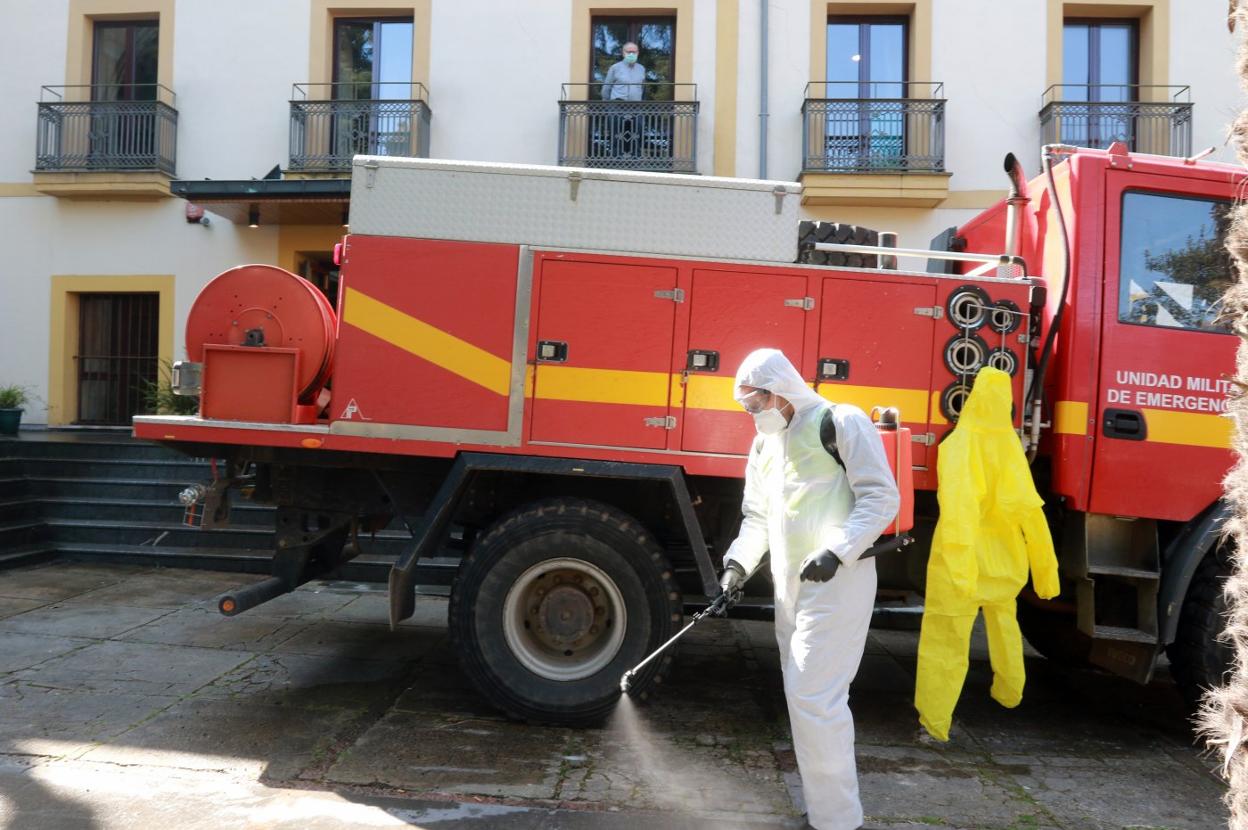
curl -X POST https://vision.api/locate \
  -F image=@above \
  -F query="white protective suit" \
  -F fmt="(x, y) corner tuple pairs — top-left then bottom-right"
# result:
(723, 349), (900, 830)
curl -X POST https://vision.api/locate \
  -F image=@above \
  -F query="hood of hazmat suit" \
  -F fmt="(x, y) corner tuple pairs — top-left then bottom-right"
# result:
(915, 367), (1060, 742)
(724, 349), (899, 830)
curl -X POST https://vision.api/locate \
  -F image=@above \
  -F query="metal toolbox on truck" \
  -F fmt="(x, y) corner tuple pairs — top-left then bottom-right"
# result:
(348, 156), (803, 263)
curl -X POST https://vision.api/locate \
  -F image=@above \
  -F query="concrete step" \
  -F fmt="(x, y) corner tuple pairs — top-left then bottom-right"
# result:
(0, 498), (276, 527)
(8, 457), (212, 481)
(0, 544), (58, 571)
(44, 518), (410, 557)
(13, 477), (213, 501)
(0, 436), (195, 462)
(0, 522), (50, 551)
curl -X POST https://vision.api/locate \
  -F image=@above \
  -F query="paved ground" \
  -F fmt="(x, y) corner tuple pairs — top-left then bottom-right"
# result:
(0, 561), (1228, 829)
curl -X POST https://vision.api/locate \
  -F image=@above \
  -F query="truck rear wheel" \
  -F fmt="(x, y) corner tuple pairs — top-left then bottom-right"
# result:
(1167, 551), (1233, 709)
(448, 498), (680, 725)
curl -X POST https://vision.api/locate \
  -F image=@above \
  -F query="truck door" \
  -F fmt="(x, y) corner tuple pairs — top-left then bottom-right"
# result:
(530, 257), (678, 450)
(1091, 172), (1237, 520)
(680, 269), (809, 454)
(816, 278), (936, 468)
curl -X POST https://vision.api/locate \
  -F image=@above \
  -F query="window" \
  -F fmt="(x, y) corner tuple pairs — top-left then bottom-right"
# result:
(824, 17), (908, 170)
(1118, 192), (1234, 333)
(590, 16), (675, 102)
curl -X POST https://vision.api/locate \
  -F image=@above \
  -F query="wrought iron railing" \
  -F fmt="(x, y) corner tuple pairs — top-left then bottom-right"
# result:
(1039, 85), (1192, 156)
(558, 83), (699, 173)
(289, 82), (432, 172)
(36, 85), (177, 174)
(802, 82), (945, 173)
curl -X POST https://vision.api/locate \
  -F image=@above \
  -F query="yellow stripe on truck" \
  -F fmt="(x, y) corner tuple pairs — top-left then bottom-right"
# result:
(1143, 408), (1232, 450)
(343, 288), (512, 396)
(684, 375), (739, 411)
(820, 384), (932, 424)
(535, 365), (670, 407)
(1054, 401), (1088, 436)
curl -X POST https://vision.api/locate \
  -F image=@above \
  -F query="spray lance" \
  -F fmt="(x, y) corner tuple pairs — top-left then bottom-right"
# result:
(619, 533), (914, 694)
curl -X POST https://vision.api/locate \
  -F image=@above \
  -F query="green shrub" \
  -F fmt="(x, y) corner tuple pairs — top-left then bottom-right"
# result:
(0, 385), (29, 409)
(141, 361), (199, 416)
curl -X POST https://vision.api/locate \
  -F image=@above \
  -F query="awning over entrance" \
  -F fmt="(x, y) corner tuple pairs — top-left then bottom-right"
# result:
(170, 179), (350, 225)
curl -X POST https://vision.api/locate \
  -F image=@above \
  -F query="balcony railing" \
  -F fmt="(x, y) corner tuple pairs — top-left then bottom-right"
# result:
(35, 85), (178, 174)
(558, 83), (699, 173)
(802, 82), (945, 174)
(289, 82), (432, 172)
(1039, 85), (1193, 156)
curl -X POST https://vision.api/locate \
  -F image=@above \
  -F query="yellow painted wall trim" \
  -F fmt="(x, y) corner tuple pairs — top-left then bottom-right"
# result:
(48, 275), (175, 426)
(0, 184), (45, 197)
(309, 1), (432, 89)
(570, 1), (696, 97)
(940, 190), (1007, 210)
(713, 0), (739, 177)
(811, 1), (933, 89)
(32, 171), (172, 199)
(799, 171), (951, 207)
(1046, 1), (1169, 96)
(66, 0), (175, 91)
(277, 225), (345, 275)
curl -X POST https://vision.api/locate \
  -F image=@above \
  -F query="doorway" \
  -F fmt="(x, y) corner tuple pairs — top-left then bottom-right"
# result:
(75, 293), (159, 425)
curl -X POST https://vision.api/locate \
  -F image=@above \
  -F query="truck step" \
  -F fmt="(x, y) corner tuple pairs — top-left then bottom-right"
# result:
(1091, 624), (1157, 644)
(1087, 564), (1160, 580)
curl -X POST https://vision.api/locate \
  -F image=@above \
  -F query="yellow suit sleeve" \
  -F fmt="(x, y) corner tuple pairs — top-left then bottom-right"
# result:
(1021, 508), (1060, 599)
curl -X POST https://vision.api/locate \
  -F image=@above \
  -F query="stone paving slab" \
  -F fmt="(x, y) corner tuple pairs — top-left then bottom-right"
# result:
(0, 601), (169, 639)
(265, 617), (445, 661)
(13, 638), (253, 697)
(61, 569), (252, 609)
(192, 652), (416, 710)
(0, 631), (93, 674)
(0, 681), (176, 757)
(0, 596), (49, 620)
(0, 563), (137, 602)
(78, 696), (360, 780)
(118, 606), (304, 651)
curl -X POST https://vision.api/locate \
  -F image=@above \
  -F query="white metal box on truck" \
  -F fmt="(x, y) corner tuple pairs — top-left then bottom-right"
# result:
(348, 156), (803, 263)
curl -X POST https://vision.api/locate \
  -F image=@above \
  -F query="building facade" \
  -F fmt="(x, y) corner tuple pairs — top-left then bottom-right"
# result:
(0, 0), (1240, 426)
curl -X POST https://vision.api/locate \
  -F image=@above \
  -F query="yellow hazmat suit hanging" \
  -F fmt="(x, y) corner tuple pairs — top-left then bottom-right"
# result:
(915, 366), (1060, 742)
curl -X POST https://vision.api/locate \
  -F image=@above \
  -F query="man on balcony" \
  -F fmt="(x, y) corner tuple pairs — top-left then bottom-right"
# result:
(600, 42), (645, 160)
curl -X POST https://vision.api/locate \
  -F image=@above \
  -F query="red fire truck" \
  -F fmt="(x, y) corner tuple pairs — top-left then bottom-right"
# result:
(135, 144), (1237, 723)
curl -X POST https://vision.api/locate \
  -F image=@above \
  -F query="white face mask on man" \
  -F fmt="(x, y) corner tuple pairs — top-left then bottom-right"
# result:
(752, 406), (789, 435)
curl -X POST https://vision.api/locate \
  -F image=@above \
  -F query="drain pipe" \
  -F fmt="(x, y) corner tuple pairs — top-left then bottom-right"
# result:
(1003, 153), (1029, 258)
(759, 0), (769, 178)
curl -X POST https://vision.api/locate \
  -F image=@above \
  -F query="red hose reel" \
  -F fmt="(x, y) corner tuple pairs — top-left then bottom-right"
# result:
(185, 265), (337, 423)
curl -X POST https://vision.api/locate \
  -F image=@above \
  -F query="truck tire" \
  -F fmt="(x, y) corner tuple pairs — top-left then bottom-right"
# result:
(1167, 551), (1233, 709)
(449, 497), (681, 725)
(798, 222), (879, 268)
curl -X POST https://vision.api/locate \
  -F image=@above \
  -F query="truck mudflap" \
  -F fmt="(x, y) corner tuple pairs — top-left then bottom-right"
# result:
(386, 452), (718, 628)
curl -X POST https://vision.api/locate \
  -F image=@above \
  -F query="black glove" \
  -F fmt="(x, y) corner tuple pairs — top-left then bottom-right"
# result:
(799, 549), (843, 583)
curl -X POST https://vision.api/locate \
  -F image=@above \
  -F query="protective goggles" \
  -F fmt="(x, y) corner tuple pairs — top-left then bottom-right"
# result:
(736, 388), (773, 414)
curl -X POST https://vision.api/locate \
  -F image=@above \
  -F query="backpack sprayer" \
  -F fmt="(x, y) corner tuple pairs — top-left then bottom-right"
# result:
(619, 406), (917, 695)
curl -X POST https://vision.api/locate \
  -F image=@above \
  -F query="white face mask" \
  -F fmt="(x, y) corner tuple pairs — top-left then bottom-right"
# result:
(753, 407), (788, 435)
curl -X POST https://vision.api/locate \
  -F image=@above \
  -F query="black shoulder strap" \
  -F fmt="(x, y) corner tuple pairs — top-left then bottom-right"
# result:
(819, 405), (845, 471)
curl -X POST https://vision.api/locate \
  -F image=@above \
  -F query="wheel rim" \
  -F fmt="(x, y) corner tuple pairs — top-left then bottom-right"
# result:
(502, 557), (628, 682)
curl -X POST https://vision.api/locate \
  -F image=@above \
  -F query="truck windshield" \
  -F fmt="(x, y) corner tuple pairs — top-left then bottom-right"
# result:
(1118, 191), (1235, 333)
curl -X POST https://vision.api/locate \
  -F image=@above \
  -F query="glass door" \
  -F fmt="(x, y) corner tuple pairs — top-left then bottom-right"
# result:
(1063, 20), (1137, 148)
(589, 17), (675, 167)
(825, 18), (906, 170)
(333, 17), (414, 158)
(90, 21), (158, 166)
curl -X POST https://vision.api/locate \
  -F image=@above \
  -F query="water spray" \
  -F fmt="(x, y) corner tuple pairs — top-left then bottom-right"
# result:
(618, 535), (914, 695)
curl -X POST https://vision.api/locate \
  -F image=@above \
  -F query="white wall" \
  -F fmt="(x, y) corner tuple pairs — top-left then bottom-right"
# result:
(428, 2), (569, 165)
(1, 0), (70, 182)
(175, 0), (309, 180)
(1174, 0), (1245, 163)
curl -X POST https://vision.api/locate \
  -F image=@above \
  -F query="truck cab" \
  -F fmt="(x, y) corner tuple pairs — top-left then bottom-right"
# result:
(958, 143), (1237, 695)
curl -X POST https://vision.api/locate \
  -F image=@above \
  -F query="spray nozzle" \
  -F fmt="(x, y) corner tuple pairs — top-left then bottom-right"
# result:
(620, 671), (634, 694)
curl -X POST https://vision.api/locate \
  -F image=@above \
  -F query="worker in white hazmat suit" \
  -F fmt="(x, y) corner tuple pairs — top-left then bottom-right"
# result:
(720, 349), (899, 830)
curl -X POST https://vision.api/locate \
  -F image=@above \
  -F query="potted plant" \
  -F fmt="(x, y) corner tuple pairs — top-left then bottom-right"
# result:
(0, 385), (28, 436)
